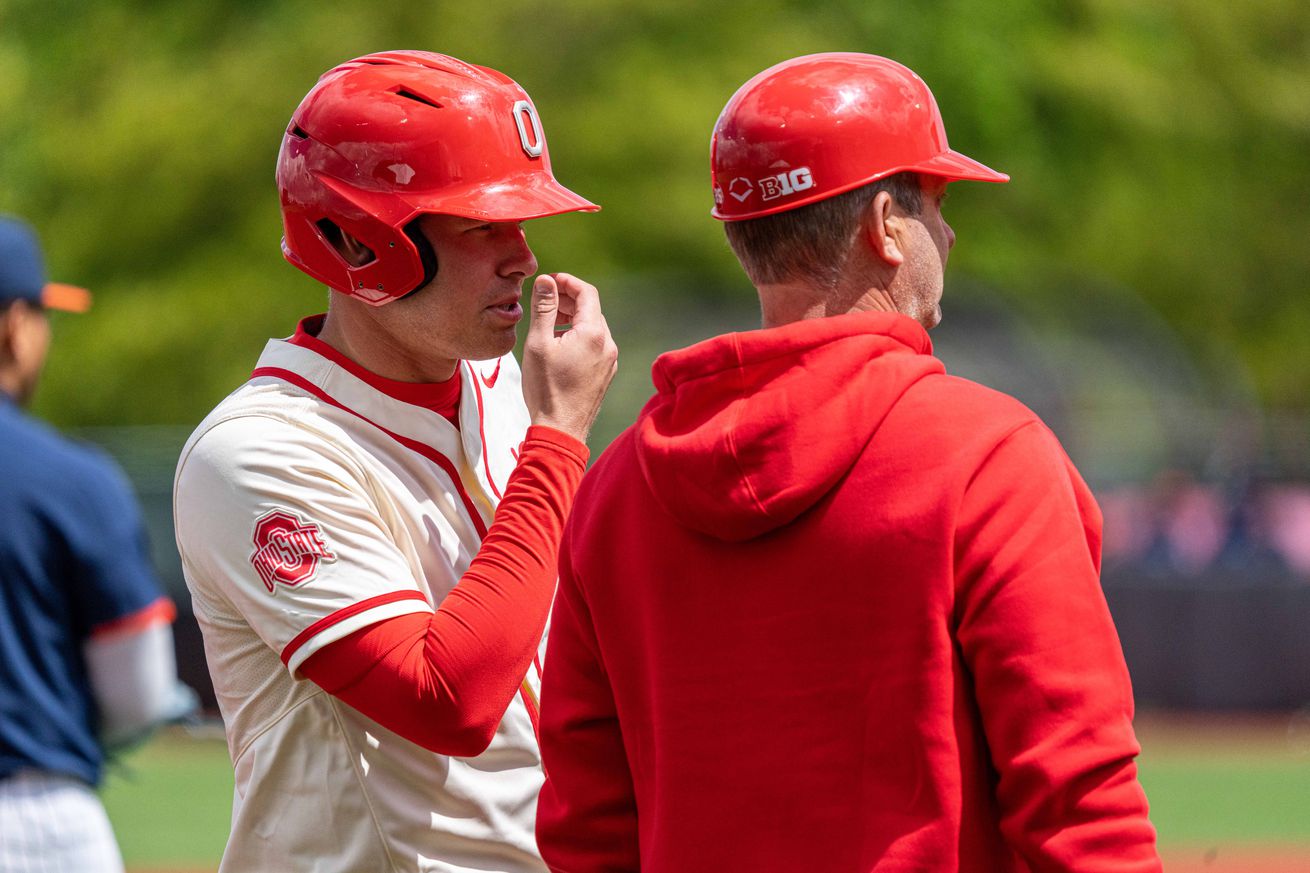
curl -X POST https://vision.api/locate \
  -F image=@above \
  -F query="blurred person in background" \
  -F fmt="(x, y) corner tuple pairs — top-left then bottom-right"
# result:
(535, 54), (1161, 872)
(0, 216), (196, 873)
(1141, 469), (1228, 574)
(1262, 479), (1310, 575)
(1099, 470), (1304, 577)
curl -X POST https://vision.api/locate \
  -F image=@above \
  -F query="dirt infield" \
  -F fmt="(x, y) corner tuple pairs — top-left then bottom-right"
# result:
(1163, 846), (1310, 872)
(1135, 710), (1310, 753)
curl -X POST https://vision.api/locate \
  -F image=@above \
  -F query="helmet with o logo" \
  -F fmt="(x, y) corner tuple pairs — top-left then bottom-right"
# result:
(276, 51), (597, 304)
(711, 53), (1008, 222)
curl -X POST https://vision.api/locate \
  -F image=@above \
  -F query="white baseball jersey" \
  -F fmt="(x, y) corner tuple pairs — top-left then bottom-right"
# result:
(173, 325), (545, 873)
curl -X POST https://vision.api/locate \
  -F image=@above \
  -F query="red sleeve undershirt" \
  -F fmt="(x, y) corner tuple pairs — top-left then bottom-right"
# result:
(299, 425), (589, 757)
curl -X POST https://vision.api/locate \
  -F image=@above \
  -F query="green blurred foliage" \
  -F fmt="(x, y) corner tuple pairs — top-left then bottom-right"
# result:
(0, 0), (1306, 426)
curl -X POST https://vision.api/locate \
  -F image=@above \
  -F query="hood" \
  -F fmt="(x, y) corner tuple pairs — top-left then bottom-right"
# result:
(635, 310), (944, 542)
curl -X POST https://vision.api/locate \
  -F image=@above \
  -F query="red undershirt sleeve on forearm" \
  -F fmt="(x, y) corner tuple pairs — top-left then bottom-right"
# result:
(299, 425), (589, 757)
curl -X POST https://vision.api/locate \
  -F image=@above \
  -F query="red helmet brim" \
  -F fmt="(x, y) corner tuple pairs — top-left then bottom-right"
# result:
(910, 150), (1010, 184)
(416, 172), (601, 222)
(343, 172), (599, 225)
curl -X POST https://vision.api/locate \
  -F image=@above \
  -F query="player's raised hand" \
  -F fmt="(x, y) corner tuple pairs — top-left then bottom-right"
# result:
(521, 273), (618, 444)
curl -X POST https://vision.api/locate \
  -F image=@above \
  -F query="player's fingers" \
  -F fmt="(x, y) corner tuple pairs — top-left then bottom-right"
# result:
(552, 273), (602, 325)
(528, 275), (559, 342)
(555, 295), (577, 329)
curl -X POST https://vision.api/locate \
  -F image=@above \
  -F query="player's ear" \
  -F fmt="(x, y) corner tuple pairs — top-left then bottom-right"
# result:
(316, 219), (376, 268)
(864, 191), (905, 268)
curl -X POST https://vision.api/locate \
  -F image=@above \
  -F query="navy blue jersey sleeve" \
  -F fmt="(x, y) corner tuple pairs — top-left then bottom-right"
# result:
(63, 447), (168, 636)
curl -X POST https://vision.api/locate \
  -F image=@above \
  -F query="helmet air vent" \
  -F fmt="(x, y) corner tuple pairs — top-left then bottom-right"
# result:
(394, 88), (443, 110)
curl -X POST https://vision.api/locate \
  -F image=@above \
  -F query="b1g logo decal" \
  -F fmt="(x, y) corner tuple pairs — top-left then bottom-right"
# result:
(250, 509), (337, 594)
(759, 167), (814, 202)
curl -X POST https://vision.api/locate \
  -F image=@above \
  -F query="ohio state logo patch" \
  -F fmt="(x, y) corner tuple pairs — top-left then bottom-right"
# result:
(250, 508), (337, 594)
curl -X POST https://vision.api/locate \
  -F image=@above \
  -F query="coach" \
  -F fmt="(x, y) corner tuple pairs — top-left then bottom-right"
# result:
(535, 53), (1162, 872)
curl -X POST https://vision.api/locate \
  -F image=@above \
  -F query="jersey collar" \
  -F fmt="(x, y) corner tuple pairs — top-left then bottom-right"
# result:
(285, 315), (461, 414)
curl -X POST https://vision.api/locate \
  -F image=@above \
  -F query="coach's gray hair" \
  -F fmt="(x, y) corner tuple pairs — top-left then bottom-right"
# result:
(723, 172), (923, 290)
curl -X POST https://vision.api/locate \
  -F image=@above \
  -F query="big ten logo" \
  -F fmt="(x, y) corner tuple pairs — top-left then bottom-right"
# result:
(759, 167), (814, 202)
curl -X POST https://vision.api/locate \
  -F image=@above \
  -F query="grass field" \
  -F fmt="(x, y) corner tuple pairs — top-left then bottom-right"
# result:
(101, 713), (1310, 872)
(100, 725), (232, 871)
(1136, 713), (1310, 871)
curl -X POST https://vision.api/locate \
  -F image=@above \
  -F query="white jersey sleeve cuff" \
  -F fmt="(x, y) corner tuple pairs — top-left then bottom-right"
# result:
(281, 590), (434, 677)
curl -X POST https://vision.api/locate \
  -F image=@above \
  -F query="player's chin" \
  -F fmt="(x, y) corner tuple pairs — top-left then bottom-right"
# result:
(923, 304), (943, 330)
(471, 324), (519, 361)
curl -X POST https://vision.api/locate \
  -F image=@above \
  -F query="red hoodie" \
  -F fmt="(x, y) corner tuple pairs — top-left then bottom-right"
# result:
(536, 310), (1160, 873)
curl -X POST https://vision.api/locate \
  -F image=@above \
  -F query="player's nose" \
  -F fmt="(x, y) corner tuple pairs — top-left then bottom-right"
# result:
(497, 223), (538, 279)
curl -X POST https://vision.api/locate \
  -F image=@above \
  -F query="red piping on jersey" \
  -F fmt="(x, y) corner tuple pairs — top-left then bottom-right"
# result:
(519, 679), (540, 737)
(467, 362), (503, 501)
(90, 597), (176, 640)
(250, 366), (490, 539)
(281, 589), (430, 667)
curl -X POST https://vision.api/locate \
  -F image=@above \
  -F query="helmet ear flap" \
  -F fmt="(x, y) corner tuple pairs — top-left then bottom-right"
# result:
(398, 220), (439, 300)
(279, 160), (427, 304)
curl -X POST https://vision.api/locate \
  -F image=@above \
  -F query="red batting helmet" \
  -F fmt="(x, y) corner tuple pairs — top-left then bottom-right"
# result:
(276, 50), (597, 304)
(711, 53), (1008, 221)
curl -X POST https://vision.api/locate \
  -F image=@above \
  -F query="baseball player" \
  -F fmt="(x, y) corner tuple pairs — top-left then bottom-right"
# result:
(1, 216), (196, 873)
(173, 52), (616, 873)
(535, 54), (1162, 871)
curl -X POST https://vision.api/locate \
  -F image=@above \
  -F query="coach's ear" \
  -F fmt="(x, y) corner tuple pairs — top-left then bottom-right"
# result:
(865, 190), (906, 268)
